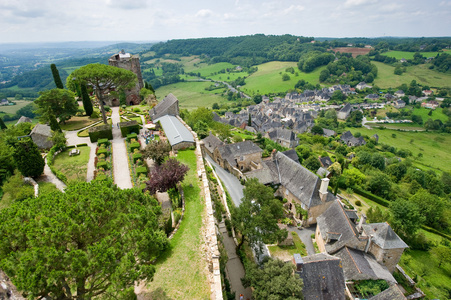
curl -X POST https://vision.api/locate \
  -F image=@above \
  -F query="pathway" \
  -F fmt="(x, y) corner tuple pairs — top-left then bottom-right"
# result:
(205, 155), (244, 206)
(286, 225), (317, 256)
(65, 130), (97, 181)
(218, 221), (252, 300)
(111, 107), (133, 189)
(37, 157), (67, 192)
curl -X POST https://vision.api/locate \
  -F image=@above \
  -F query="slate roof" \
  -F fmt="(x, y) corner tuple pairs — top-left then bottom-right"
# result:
(281, 149), (300, 164)
(265, 151), (335, 209)
(294, 253), (346, 300)
(15, 116), (32, 125)
(149, 93), (178, 121)
(362, 223), (408, 250)
(317, 200), (366, 254)
(154, 115), (194, 147)
(201, 132), (224, 155)
(339, 103), (352, 113)
(30, 124), (53, 149)
(217, 141), (262, 167)
(267, 128), (298, 144)
(369, 285), (406, 300)
(334, 247), (397, 283)
(317, 167), (330, 178)
(245, 167), (274, 185)
(322, 128), (336, 137)
(319, 156), (333, 168)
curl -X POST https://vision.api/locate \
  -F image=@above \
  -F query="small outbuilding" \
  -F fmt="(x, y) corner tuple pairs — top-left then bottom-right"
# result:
(30, 124), (53, 149)
(154, 115), (195, 150)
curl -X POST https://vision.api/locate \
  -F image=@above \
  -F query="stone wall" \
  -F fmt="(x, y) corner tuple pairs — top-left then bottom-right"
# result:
(369, 244), (405, 273)
(177, 116), (223, 300)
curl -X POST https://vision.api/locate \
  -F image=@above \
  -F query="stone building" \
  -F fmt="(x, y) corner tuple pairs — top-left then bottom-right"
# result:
(200, 132), (224, 159)
(30, 124), (53, 149)
(213, 141), (262, 174)
(154, 115), (195, 150)
(149, 93), (180, 121)
(108, 50), (144, 105)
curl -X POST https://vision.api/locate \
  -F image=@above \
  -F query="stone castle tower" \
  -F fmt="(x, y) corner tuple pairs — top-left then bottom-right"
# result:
(108, 50), (144, 105)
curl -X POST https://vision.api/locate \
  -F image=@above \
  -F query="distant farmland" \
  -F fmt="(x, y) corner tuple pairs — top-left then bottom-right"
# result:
(331, 47), (372, 57)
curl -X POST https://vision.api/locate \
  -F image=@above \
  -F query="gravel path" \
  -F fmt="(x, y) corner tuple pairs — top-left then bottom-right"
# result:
(111, 107), (133, 189)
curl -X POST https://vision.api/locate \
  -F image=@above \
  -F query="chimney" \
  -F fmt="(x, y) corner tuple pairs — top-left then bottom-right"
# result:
(271, 149), (278, 160)
(293, 254), (303, 273)
(365, 235), (373, 253)
(357, 214), (367, 233)
(319, 178), (329, 202)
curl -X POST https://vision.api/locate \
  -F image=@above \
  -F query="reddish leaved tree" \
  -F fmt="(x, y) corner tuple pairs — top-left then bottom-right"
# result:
(144, 158), (189, 194)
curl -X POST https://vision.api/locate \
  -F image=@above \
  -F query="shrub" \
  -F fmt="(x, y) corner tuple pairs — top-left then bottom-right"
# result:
(97, 138), (110, 147)
(136, 166), (148, 176)
(126, 133), (138, 142)
(355, 200), (362, 206)
(96, 148), (110, 157)
(133, 107), (141, 113)
(88, 125), (113, 143)
(173, 208), (182, 225)
(119, 121), (139, 137)
(104, 105), (111, 112)
(132, 153), (142, 163)
(130, 142), (140, 152)
(225, 219), (233, 237)
(95, 174), (107, 181)
(90, 111), (100, 119)
(96, 161), (110, 170)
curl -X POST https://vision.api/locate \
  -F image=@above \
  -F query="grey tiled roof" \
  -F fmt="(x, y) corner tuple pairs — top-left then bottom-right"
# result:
(369, 285), (406, 300)
(217, 141), (262, 167)
(149, 93), (178, 120)
(201, 133), (223, 155)
(295, 253), (346, 300)
(154, 115), (194, 147)
(281, 149), (300, 164)
(245, 167), (274, 185)
(339, 103), (352, 114)
(334, 247), (397, 283)
(362, 223), (408, 250)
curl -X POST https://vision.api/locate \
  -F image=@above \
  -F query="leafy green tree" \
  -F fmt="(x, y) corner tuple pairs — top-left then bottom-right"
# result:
(367, 170), (391, 198)
(343, 167), (366, 187)
(13, 138), (45, 178)
(431, 246), (451, 268)
(232, 178), (286, 250)
(389, 199), (425, 239)
(441, 172), (451, 194)
(49, 114), (61, 132)
(34, 89), (78, 124)
(0, 180), (168, 299)
(310, 125), (324, 135)
(212, 102), (220, 110)
(410, 189), (445, 229)
(50, 63), (64, 89)
(242, 257), (303, 300)
(81, 83), (93, 116)
(304, 156), (321, 172)
(142, 140), (171, 165)
(67, 64), (137, 124)
(282, 73), (291, 81)
(0, 117), (7, 130)
(367, 207), (389, 223)
(50, 130), (67, 150)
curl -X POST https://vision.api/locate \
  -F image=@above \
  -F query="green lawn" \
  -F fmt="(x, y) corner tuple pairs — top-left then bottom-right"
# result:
(240, 61), (324, 96)
(139, 149), (210, 299)
(383, 51), (446, 60)
(38, 181), (59, 195)
(155, 81), (229, 110)
(267, 233), (308, 261)
(53, 146), (91, 182)
(372, 61), (451, 89)
(0, 100), (33, 115)
(60, 116), (102, 131)
(347, 127), (451, 173)
(412, 107), (449, 123)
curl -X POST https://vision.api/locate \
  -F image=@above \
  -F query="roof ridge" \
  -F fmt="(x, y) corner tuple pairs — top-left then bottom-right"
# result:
(346, 247), (362, 274)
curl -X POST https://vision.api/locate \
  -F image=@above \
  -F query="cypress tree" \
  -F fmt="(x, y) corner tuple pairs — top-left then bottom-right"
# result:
(248, 114), (252, 126)
(81, 84), (93, 116)
(49, 115), (61, 132)
(0, 117), (7, 130)
(50, 64), (64, 89)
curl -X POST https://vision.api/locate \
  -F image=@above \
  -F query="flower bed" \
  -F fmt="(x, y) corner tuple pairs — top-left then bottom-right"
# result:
(94, 143), (113, 181)
(125, 138), (149, 189)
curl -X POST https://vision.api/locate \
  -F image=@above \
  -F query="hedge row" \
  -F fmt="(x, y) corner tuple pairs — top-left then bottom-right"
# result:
(98, 138), (110, 147)
(421, 225), (451, 241)
(88, 125), (113, 143)
(126, 133), (138, 142)
(136, 166), (148, 176)
(352, 187), (391, 207)
(47, 145), (68, 184)
(130, 142), (140, 152)
(97, 148), (110, 157)
(132, 153), (142, 163)
(120, 121), (139, 137)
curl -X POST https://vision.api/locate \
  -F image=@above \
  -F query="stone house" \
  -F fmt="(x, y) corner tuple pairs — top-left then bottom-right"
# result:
(200, 132), (224, 159)
(395, 90), (405, 98)
(265, 128), (299, 148)
(108, 50), (144, 105)
(293, 253), (346, 300)
(340, 131), (366, 147)
(393, 100), (406, 109)
(149, 93), (180, 121)
(421, 101), (439, 109)
(30, 124), (53, 149)
(337, 103), (352, 120)
(213, 141), (263, 174)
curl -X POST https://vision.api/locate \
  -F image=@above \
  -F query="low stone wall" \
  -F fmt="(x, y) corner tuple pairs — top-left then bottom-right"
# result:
(23, 177), (38, 197)
(177, 116), (223, 300)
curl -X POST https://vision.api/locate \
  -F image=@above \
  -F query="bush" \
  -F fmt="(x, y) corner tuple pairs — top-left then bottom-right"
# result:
(119, 121), (139, 137)
(173, 208), (182, 225)
(353, 187), (390, 207)
(136, 166), (148, 176)
(130, 142), (140, 152)
(133, 107), (141, 113)
(95, 174), (107, 181)
(97, 138), (110, 147)
(90, 111), (100, 119)
(96, 148), (110, 157)
(355, 200), (362, 206)
(104, 105), (111, 112)
(126, 133), (138, 142)
(225, 219), (233, 237)
(96, 161), (110, 171)
(88, 125), (113, 142)
(132, 153), (142, 163)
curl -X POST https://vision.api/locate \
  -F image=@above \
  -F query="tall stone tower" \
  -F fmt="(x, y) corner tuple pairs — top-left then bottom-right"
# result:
(108, 50), (144, 105)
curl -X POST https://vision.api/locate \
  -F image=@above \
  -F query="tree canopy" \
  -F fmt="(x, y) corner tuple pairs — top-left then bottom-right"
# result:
(67, 64), (137, 124)
(34, 89), (78, 124)
(144, 158), (189, 194)
(142, 140), (171, 165)
(232, 178), (286, 250)
(50, 64), (64, 89)
(0, 180), (168, 299)
(13, 138), (45, 178)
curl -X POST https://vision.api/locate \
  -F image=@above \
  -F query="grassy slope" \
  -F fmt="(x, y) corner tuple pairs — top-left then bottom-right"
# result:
(52, 146), (91, 182)
(412, 107), (449, 123)
(0, 100), (33, 116)
(140, 149), (210, 299)
(384, 51), (444, 60)
(347, 127), (451, 173)
(155, 81), (228, 110)
(241, 61), (324, 95)
(372, 61), (451, 88)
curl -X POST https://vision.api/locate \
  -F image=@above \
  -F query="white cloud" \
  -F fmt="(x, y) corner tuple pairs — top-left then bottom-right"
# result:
(379, 3), (402, 12)
(344, 0), (377, 7)
(195, 9), (213, 18)
(282, 5), (305, 14)
(105, 0), (148, 10)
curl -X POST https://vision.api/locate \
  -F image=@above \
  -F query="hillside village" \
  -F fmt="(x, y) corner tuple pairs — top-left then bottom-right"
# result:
(1, 37), (451, 300)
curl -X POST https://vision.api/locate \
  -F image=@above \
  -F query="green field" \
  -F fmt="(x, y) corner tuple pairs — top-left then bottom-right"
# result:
(347, 127), (451, 173)
(372, 61), (451, 88)
(155, 81), (228, 110)
(412, 107), (449, 123)
(384, 50), (445, 60)
(240, 61), (323, 95)
(0, 100), (32, 116)
(53, 146), (91, 182)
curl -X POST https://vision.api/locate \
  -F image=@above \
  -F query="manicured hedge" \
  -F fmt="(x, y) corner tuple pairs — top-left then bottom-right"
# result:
(88, 125), (113, 143)
(97, 148), (110, 157)
(136, 166), (148, 176)
(98, 138), (110, 147)
(132, 153), (142, 163)
(130, 142), (140, 152)
(119, 121), (139, 137)
(97, 161), (110, 170)
(421, 225), (451, 241)
(95, 174), (108, 182)
(353, 187), (390, 207)
(77, 143), (88, 147)
(126, 133), (138, 142)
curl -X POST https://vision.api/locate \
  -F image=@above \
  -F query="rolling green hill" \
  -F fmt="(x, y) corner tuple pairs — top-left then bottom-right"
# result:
(384, 50), (447, 60)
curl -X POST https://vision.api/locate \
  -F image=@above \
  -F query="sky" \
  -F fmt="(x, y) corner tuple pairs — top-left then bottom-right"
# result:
(1, 0), (451, 44)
